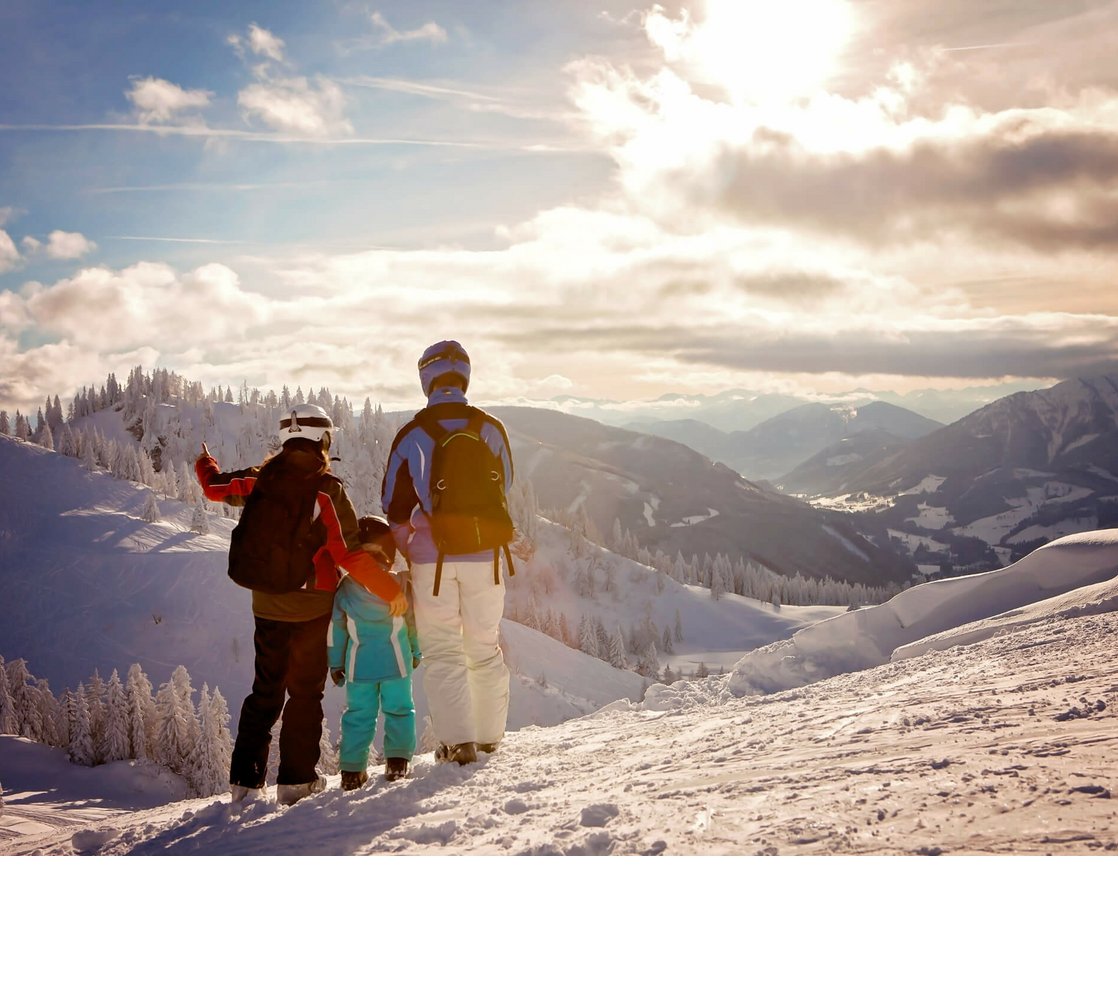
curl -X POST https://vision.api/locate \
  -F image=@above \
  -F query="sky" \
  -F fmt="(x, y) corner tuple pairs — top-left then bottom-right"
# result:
(3, 0), (1118, 413)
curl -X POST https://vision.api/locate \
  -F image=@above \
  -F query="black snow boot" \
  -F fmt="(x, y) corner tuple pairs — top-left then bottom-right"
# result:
(341, 770), (368, 791)
(385, 758), (410, 782)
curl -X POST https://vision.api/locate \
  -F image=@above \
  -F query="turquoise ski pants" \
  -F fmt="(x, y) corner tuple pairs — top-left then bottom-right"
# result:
(339, 677), (416, 771)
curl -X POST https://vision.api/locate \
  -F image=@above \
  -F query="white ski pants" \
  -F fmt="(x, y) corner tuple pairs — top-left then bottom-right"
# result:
(411, 560), (509, 747)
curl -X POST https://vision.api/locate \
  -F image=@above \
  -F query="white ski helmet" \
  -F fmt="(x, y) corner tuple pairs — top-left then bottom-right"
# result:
(279, 403), (334, 446)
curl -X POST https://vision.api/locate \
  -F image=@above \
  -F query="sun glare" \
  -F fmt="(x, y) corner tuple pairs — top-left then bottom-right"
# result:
(650, 0), (856, 105)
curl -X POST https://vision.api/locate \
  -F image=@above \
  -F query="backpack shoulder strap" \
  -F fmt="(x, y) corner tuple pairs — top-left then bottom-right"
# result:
(388, 412), (435, 456)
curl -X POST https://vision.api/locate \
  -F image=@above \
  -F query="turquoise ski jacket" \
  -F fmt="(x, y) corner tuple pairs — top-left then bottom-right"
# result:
(327, 572), (421, 683)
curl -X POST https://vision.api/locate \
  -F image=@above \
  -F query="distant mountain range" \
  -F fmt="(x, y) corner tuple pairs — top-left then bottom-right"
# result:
(543, 379), (1049, 435)
(780, 376), (1118, 575)
(632, 400), (942, 479)
(492, 406), (914, 587)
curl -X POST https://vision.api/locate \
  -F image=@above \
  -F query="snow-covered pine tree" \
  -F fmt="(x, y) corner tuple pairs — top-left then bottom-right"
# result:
(32, 680), (64, 747)
(21, 675), (45, 743)
(101, 670), (131, 763)
(607, 628), (627, 669)
(578, 615), (598, 657)
(4, 658), (32, 738)
(142, 492), (161, 523)
(67, 686), (95, 767)
(56, 689), (73, 748)
(86, 670), (106, 764)
(190, 503), (210, 534)
(318, 720), (339, 776)
(0, 659), (18, 735)
(125, 664), (156, 760)
(152, 670), (198, 775)
(188, 684), (232, 797)
(0, 410), (9, 436)
(172, 665), (200, 752)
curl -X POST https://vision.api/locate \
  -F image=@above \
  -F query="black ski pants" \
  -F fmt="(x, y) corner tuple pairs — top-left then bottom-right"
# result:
(229, 613), (331, 788)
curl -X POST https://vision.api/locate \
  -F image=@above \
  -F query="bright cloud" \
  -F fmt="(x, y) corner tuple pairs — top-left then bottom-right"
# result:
(566, 6), (1118, 258)
(643, 0), (857, 105)
(248, 23), (285, 61)
(0, 230), (18, 273)
(44, 231), (96, 260)
(227, 23), (285, 62)
(126, 76), (213, 124)
(369, 11), (448, 46)
(10, 261), (270, 350)
(238, 75), (353, 137)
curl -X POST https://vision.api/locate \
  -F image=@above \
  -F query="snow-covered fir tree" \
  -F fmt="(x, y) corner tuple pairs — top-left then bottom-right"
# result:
(67, 686), (95, 767)
(0, 659), (18, 735)
(125, 664), (157, 760)
(153, 667), (199, 775)
(187, 684), (232, 797)
(101, 670), (132, 763)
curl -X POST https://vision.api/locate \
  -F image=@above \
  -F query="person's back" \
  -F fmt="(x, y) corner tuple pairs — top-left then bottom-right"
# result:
(381, 341), (514, 766)
(329, 575), (417, 685)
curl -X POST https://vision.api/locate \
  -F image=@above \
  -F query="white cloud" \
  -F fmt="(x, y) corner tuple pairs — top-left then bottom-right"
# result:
(248, 24), (285, 61)
(238, 75), (353, 137)
(369, 11), (448, 47)
(0, 230), (19, 272)
(228, 23), (286, 62)
(44, 231), (96, 260)
(13, 261), (270, 349)
(126, 76), (213, 124)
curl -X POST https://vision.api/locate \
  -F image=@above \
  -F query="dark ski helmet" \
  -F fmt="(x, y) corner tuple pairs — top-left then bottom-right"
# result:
(358, 514), (396, 565)
(418, 340), (470, 396)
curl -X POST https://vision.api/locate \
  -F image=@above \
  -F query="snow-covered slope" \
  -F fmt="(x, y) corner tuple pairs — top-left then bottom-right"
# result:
(0, 435), (653, 736)
(4, 599), (1117, 856)
(707, 529), (1118, 696)
(0, 434), (835, 741)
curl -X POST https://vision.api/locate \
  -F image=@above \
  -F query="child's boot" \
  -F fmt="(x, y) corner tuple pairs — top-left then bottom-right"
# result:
(341, 770), (368, 791)
(385, 758), (410, 782)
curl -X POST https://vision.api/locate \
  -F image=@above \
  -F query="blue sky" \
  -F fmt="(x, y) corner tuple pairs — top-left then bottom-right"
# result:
(3, 1), (1118, 413)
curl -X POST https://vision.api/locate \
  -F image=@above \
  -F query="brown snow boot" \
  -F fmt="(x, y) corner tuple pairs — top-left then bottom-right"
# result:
(341, 770), (368, 791)
(385, 758), (410, 782)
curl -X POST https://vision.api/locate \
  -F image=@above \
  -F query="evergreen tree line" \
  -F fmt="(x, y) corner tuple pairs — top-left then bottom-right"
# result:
(3, 366), (545, 541)
(549, 503), (904, 607)
(0, 654), (233, 797)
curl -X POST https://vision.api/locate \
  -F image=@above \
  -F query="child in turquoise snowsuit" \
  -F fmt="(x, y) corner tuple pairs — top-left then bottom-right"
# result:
(328, 516), (421, 788)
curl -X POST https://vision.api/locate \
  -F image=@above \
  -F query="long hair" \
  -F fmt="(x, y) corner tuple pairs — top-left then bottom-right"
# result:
(262, 437), (330, 474)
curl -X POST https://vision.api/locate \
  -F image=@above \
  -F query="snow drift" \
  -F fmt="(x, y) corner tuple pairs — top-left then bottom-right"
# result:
(719, 529), (1118, 694)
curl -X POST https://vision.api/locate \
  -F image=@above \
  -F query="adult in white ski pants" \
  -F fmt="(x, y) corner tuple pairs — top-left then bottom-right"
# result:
(411, 559), (509, 747)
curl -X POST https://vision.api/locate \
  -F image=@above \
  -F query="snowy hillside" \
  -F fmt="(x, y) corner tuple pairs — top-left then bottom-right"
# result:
(3, 535), (1117, 856)
(0, 433), (841, 746)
